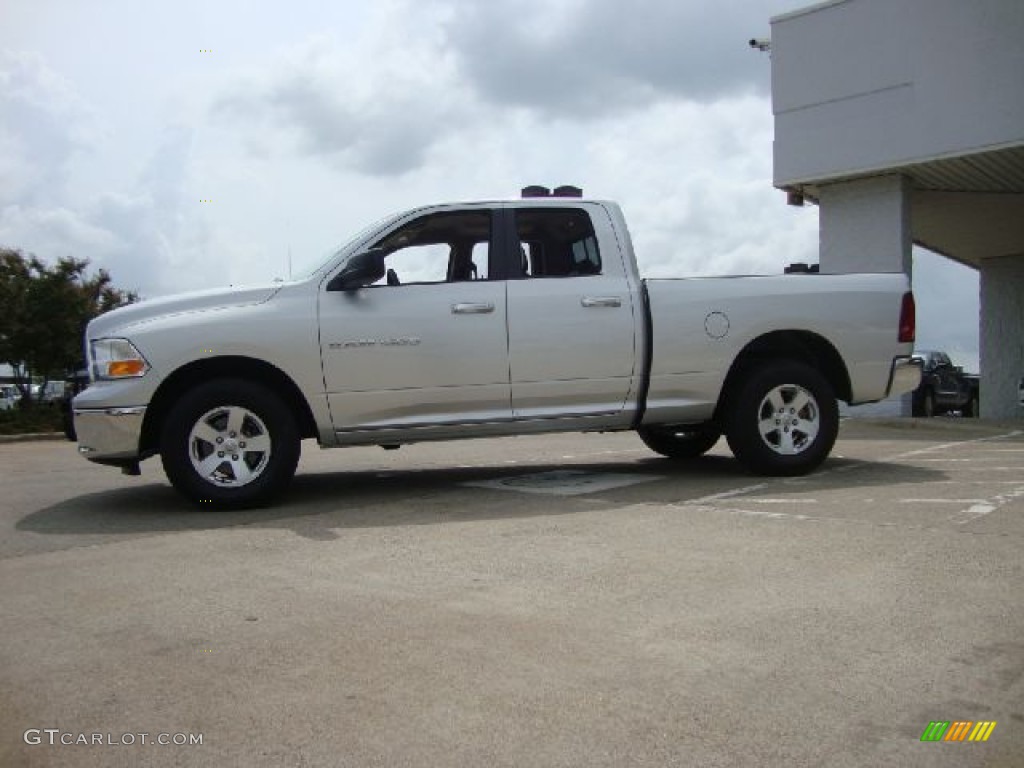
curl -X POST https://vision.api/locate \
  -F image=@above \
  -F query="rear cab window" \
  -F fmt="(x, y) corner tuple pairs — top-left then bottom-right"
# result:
(513, 208), (602, 278)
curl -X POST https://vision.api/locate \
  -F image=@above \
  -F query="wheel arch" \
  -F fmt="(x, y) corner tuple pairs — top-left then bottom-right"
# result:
(715, 330), (851, 422)
(140, 356), (318, 455)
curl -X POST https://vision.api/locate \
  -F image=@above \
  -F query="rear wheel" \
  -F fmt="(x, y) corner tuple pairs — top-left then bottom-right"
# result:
(638, 424), (721, 459)
(160, 379), (300, 509)
(725, 361), (838, 476)
(964, 392), (980, 418)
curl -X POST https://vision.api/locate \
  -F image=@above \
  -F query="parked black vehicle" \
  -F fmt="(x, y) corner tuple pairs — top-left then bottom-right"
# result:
(911, 350), (979, 417)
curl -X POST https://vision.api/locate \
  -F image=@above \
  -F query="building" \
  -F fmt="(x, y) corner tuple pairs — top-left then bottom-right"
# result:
(770, 0), (1024, 418)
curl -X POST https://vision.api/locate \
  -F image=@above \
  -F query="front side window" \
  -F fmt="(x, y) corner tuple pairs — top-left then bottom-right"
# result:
(513, 208), (602, 278)
(370, 210), (491, 286)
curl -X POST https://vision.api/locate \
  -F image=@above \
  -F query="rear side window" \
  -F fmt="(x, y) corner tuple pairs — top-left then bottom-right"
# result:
(513, 208), (601, 278)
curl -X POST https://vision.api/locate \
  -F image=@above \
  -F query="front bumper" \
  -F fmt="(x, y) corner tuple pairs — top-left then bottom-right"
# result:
(73, 406), (146, 460)
(887, 356), (922, 398)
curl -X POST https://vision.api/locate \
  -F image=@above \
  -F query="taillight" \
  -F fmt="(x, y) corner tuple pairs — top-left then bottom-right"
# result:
(898, 292), (916, 343)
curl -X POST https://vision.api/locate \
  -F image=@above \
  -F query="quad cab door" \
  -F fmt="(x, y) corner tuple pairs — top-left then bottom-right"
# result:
(503, 204), (638, 422)
(319, 208), (511, 436)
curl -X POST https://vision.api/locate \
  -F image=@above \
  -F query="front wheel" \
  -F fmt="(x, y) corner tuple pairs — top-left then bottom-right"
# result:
(922, 390), (937, 417)
(637, 424), (721, 459)
(725, 361), (838, 476)
(160, 379), (300, 509)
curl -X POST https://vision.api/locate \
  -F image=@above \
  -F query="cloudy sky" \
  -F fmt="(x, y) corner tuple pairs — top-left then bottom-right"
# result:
(1, 0), (979, 369)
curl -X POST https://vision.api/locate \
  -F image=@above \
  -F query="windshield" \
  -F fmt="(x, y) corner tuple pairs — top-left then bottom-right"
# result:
(288, 211), (409, 281)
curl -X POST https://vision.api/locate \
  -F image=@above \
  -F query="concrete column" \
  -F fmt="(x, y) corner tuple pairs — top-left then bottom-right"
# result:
(819, 174), (913, 415)
(818, 174), (913, 275)
(980, 256), (1024, 420)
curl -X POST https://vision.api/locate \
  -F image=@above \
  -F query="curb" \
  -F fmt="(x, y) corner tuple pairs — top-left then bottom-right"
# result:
(0, 432), (67, 444)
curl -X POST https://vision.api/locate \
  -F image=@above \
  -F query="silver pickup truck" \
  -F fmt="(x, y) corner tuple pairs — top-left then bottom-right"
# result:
(73, 189), (921, 508)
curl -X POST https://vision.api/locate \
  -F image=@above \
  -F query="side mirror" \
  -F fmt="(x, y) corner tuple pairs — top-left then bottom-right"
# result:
(327, 248), (386, 291)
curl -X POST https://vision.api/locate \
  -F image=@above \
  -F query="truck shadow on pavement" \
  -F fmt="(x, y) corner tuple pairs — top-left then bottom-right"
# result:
(19, 455), (947, 542)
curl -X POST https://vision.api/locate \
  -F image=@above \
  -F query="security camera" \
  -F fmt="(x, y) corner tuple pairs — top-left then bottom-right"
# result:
(749, 38), (771, 52)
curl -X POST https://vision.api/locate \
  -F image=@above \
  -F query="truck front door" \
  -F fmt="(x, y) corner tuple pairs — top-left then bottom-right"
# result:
(319, 208), (511, 433)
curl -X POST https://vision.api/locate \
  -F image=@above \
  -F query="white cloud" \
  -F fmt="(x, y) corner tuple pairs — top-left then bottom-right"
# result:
(0, 49), (226, 297)
(0, 50), (94, 207)
(0, 0), (985, 376)
(0, 204), (118, 254)
(443, 0), (798, 117)
(213, 3), (468, 178)
(580, 97), (819, 277)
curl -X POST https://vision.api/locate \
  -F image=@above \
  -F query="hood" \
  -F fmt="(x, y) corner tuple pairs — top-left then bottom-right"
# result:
(87, 282), (284, 338)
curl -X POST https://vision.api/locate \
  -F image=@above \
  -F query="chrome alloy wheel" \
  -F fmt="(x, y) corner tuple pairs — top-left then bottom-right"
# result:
(187, 405), (272, 487)
(756, 383), (820, 455)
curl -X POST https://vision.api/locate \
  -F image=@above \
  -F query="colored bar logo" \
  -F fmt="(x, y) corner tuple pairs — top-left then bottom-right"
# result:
(920, 721), (997, 742)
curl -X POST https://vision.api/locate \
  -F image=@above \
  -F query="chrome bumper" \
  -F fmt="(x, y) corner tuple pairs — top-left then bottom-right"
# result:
(73, 406), (146, 460)
(887, 356), (922, 398)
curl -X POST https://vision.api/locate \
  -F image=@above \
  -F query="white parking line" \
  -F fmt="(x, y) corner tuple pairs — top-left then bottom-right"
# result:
(685, 504), (818, 523)
(678, 430), (1024, 528)
(885, 431), (1023, 461)
(743, 498), (819, 504)
(931, 480), (1024, 485)
(885, 431), (1023, 524)
(950, 485), (1024, 525)
(956, 504), (996, 524)
(688, 484), (768, 504)
(928, 467), (1022, 472)
(901, 498), (989, 504)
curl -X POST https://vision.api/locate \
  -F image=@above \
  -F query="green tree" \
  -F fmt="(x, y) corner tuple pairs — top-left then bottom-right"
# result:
(0, 248), (138, 406)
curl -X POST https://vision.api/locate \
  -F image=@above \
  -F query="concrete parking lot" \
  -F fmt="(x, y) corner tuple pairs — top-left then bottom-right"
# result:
(1, 419), (1022, 767)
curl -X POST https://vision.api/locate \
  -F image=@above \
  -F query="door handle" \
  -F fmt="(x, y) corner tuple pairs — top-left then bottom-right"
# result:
(581, 296), (622, 308)
(451, 302), (495, 314)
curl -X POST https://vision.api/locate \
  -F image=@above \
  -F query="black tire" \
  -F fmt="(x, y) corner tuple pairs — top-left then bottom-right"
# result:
(160, 379), (300, 509)
(638, 424), (721, 459)
(964, 393), (979, 418)
(725, 361), (838, 476)
(60, 397), (76, 441)
(923, 390), (936, 418)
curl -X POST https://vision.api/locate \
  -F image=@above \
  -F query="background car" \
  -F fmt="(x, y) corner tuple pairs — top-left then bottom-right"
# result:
(911, 350), (979, 417)
(30, 381), (67, 404)
(0, 385), (18, 411)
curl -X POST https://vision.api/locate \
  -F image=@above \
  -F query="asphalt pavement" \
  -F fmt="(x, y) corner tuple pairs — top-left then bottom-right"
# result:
(1, 419), (1022, 767)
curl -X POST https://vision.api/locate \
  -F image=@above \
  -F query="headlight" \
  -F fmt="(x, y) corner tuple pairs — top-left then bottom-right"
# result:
(90, 338), (150, 380)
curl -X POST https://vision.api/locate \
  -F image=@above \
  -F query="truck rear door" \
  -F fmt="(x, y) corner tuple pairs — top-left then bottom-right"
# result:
(503, 204), (638, 419)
